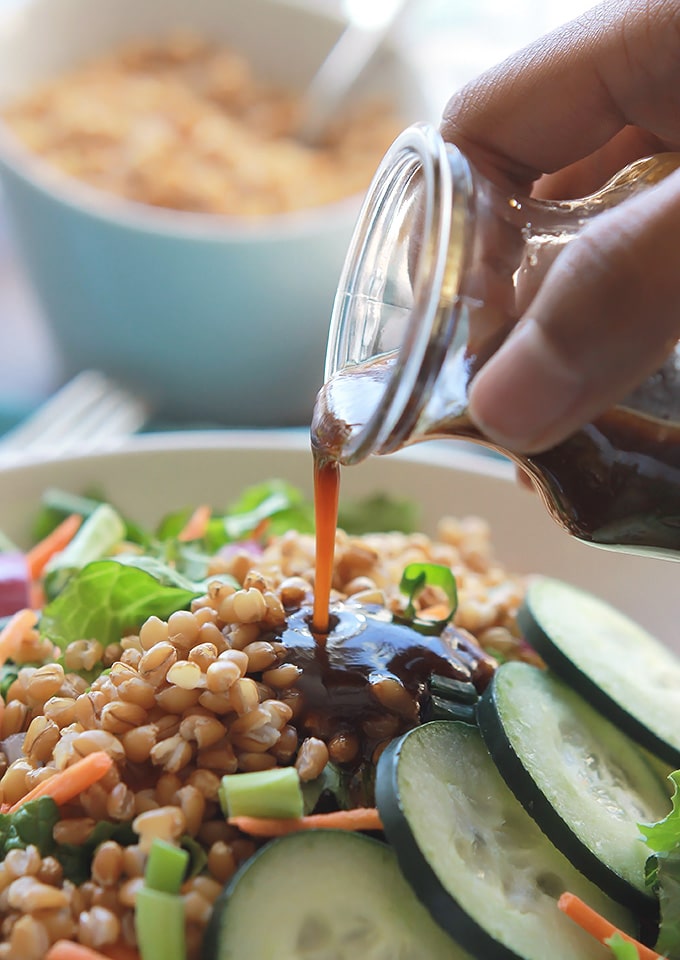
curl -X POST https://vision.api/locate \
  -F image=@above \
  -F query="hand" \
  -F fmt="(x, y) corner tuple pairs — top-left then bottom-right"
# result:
(440, 0), (680, 454)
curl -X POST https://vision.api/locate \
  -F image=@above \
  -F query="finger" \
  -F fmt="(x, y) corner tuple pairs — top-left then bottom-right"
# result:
(440, 0), (680, 189)
(531, 126), (667, 200)
(467, 168), (680, 453)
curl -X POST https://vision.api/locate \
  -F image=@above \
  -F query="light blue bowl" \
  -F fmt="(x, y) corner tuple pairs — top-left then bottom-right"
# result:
(0, 0), (434, 427)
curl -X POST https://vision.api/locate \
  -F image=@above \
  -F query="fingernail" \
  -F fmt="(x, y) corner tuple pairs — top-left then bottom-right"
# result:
(467, 317), (581, 453)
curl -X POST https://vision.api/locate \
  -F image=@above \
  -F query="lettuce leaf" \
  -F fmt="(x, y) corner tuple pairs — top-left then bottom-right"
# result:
(0, 797), (60, 854)
(40, 559), (204, 649)
(655, 856), (680, 957)
(56, 819), (136, 885)
(638, 770), (680, 957)
(639, 771), (680, 855)
(222, 480), (314, 542)
(338, 492), (418, 535)
(0, 795), (136, 884)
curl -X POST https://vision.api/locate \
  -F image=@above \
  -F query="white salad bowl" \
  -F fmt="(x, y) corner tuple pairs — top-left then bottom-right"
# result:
(0, 431), (678, 960)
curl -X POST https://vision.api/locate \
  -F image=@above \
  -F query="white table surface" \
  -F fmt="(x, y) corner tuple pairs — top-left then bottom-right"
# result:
(0, 0), (593, 426)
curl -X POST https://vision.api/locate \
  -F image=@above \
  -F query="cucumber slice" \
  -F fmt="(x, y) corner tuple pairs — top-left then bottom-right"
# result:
(376, 721), (636, 960)
(477, 661), (669, 912)
(202, 830), (471, 960)
(518, 577), (680, 767)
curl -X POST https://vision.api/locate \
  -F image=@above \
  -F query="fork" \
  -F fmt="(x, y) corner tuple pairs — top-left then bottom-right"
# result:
(0, 370), (149, 466)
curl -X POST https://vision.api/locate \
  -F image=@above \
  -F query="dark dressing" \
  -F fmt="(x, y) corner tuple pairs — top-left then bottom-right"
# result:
(273, 605), (493, 766)
(309, 359), (496, 772)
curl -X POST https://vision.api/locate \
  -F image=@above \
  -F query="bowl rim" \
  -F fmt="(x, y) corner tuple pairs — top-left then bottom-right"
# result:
(0, 428), (514, 479)
(0, 0), (429, 242)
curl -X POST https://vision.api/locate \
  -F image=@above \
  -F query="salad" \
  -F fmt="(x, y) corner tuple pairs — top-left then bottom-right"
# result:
(0, 479), (677, 960)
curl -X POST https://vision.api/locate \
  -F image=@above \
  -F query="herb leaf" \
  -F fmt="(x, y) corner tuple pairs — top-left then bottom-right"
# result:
(396, 562), (458, 635)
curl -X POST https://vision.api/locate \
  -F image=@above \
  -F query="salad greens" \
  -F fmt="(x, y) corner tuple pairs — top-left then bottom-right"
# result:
(337, 491), (419, 536)
(639, 770), (680, 956)
(3, 479), (680, 960)
(0, 796), (135, 884)
(0, 797), (59, 856)
(40, 560), (206, 649)
(0, 477), (424, 690)
(22, 479), (419, 658)
(44, 503), (126, 587)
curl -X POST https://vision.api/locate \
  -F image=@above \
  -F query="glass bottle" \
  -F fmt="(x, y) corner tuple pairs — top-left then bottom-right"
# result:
(311, 122), (680, 559)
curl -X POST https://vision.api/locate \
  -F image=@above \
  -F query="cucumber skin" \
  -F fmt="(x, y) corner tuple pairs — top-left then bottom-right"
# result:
(517, 600), (680, 770)
(375, 733), (522, 960)
(476, 678), (659, 918)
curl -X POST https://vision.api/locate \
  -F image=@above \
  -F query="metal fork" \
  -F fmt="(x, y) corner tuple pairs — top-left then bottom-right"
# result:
(0, 370), (149, 466)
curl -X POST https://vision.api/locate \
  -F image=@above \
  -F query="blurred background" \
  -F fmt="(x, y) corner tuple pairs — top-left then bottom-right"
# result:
(0, 0), (593, 433)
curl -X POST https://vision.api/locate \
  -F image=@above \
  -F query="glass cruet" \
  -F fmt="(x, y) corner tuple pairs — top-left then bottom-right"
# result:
(311, 122), (680, 558)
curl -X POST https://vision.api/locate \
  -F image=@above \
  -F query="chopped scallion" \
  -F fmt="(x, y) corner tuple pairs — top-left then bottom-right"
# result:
(136, 886), (186, 960)
(144, 838), (189, 894)
(219, 767), (304, 820)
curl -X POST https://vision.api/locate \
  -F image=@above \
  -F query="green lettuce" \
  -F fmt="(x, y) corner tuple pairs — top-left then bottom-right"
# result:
(338, 492), (418, 535)
(57, 819), (137, 885)
(0, 796), (136, 885)
(638, 769), (680, 957)
(40, 559), (205, 649)
(0, 797), (60, 855)
(221, 480), (314, 542)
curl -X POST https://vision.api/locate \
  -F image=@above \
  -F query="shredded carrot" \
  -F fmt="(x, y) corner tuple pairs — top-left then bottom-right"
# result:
(29, 580), (46, 610)
(8, 750), (113, 813)
(46, 940), (126, 960)
(0, 607), (38, 668)
(251, 517), (270, 541)
(558, 893), (663, 959)
(177, 504), (211, 542)
(229, 807), (383, 837)
(25, 513), (82, 579)
(419, 603), (452, 621)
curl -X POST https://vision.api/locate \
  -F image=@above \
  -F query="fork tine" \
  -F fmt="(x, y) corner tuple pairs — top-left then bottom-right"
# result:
(44, 394), (149, 454)
(0, 370), (149, 461)
(47, 386), (147, 444)
(0, 371), (113, 451)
